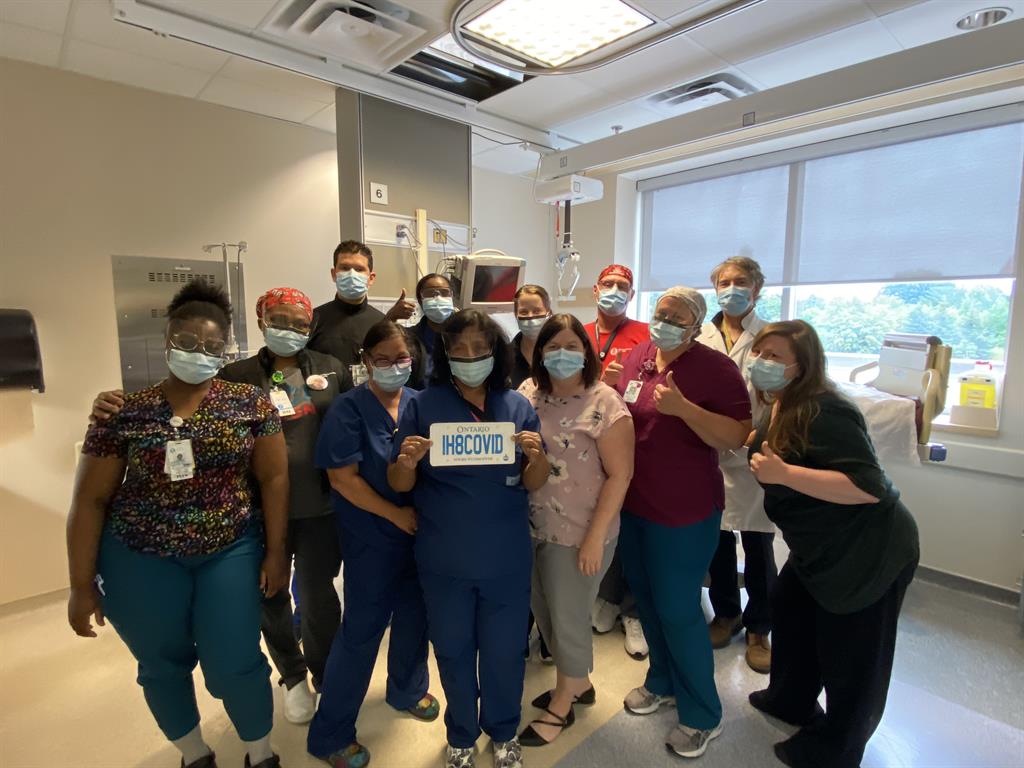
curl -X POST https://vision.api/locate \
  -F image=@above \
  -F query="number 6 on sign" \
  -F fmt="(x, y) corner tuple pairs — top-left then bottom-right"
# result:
(429, 422), (516, 467)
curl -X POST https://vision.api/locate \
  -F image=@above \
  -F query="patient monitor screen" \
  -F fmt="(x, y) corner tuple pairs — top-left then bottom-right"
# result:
(471, 265), (520, 303)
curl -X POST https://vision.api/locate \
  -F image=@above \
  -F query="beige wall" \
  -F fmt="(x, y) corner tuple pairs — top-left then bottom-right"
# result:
(0, 60), (557, 604)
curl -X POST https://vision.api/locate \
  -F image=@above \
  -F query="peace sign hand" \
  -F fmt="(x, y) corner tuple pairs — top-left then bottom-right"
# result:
(749, 441), (790, 485)
(397, 436), (432, 470)
(653, 371), (689, 418)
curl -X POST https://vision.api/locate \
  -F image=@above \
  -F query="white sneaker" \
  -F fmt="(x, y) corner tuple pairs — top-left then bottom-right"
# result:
(591, 598), (620, 634)
(284, 677), (316, 724)
(622, 616), (649, 660)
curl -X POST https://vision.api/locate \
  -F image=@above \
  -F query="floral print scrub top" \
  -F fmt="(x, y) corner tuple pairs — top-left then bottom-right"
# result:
(82, 378), (282, 557)
(517, 380), (632, 548)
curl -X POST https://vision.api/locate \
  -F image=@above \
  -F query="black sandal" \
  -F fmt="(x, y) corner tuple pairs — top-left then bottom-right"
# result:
(531, 686), (595, 710)
(518, 705), (576, 747)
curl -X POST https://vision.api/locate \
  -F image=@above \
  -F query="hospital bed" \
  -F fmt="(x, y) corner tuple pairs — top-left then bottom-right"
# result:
(843, 333), (951, 464)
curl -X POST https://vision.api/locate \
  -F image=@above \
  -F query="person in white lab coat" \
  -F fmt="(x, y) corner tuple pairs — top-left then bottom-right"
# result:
(697, 256), (777, 674)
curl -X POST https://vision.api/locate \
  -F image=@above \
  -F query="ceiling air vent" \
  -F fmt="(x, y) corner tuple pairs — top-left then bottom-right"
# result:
(645, 73), (757, 117)
(261, 0), (440, 74)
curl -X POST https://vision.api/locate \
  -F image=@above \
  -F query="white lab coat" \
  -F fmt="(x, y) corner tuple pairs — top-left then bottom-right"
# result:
(697, 311), (775, 533)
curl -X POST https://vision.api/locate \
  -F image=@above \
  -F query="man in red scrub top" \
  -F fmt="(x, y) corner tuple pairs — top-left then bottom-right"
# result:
(584, 265), (649, 385)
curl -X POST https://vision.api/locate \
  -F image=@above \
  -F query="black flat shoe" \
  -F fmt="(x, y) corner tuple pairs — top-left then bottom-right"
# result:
(518, 706), (576, 747)
(243, 755), (281, 768)
(749, 690), (824, 728)
(531, 686), (596, 710)
(183, 754), (217, 768)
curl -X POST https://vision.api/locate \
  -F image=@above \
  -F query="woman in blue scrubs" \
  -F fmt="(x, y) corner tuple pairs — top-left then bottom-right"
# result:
(411, 273), (456, 387)
(389, 309), (550, 768)
(308, 319), (440, 768)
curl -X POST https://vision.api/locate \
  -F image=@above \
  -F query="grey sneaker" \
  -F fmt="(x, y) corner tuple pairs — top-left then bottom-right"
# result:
(624, 686), (675, 715)
(665, 724), (723, 758)
(445, 745), (475, 768)
(492, 737), (523, 768)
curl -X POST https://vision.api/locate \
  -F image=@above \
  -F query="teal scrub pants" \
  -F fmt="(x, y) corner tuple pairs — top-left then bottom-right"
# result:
(619, 509), (723, 730)
(97, 525), (273, 742)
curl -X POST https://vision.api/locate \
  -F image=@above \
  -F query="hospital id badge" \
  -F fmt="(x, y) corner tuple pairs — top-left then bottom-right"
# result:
(165, 439), (194, 482)
(269, 387), (295, 417)
(623, 380), (643, 404)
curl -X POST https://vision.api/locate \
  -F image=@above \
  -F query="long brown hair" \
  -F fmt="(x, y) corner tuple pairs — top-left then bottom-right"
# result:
(751, 320), (834, 457)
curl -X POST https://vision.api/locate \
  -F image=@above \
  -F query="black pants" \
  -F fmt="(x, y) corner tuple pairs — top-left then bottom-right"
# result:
(760, 559), (917, 768)
(261, 515), (342, 691)
(708, 530), (777, 635)
(596, 539), (638, 619)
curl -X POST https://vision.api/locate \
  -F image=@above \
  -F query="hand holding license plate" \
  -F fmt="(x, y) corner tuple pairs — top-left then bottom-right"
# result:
(429, 422), (516, 467)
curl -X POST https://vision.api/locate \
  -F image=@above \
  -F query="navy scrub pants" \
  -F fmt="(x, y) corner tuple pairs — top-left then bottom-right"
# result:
(620, 509), (723, 731)
(418, 566), (531, 749)
(97, 525), (272, 742)
(307, 527), (430, 757)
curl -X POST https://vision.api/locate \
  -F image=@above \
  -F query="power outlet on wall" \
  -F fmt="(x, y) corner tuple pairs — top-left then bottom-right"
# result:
(432, 227), (448, 244)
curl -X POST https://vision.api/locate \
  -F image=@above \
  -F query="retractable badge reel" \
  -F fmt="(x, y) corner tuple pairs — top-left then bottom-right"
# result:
(269, 370), (296, 416)
(165, 415), (194, 482)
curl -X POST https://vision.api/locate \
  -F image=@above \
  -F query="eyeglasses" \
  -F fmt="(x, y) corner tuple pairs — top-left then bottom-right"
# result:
(265, 318), (312, 335)
(370, 355), (413, 370)
(599, 279), (631, 292)
(652, 315), (698, 330)
(421, 288), (453, 299)
(169, 331), (226, 357)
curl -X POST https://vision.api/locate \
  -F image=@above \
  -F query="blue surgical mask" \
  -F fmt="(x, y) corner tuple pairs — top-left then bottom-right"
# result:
(264, 328), (308, 357)
(543, 349), (586, 380)
(449, 355), (494, 388)
(517, 316), (547, 339)
(649, 320), (690, 351)
(718, 286), (753, 316)
(166, 348), (223, 384)
(371, 362), (412, 392)
(422, 296), (455, 324)
(597, 287), (629, 316)
(335, 269), (369, 300)
(747, 357), (795, 392)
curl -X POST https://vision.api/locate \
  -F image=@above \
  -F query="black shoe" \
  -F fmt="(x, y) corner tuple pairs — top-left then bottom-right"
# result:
(183, 754), (217, 768)
(531, 686), (596, 710)
(749, 690), (824, 728)
(518, 705), (576, 747)
(243, 755), (281, 768)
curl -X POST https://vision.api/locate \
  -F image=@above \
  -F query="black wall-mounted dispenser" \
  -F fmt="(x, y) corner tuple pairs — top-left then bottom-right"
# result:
(0, 309), (45, 393)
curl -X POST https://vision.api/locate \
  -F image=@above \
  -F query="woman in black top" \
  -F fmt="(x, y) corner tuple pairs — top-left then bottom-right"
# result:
(745, 320), (919, 768)
(509, 284), (553, 389)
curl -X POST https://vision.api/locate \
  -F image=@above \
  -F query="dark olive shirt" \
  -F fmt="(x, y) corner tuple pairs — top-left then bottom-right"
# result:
(752, 391), (920, 614)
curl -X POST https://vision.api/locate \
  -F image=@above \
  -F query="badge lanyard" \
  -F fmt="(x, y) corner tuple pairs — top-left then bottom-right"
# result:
(593, 324), (622, 361)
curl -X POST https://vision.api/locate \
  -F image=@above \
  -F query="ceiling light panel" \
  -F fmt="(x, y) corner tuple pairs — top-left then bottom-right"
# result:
(464, 0), (655, 67)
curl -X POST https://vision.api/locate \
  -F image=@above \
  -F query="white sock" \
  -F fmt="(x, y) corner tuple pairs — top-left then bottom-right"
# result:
(172, 724), (212, 765)
(244, 735), (274, 765)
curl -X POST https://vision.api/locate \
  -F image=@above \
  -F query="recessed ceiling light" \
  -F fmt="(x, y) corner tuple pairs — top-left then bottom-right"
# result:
(955, 7), (1011, 30)
(464, 0), (655, 68)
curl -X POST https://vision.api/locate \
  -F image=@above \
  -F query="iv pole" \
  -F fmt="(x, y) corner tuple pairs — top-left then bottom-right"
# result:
(201, 241), (247, 359)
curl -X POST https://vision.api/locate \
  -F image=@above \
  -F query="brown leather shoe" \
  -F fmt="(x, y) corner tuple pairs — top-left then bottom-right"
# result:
(745, 632), (772, 673)
(708, 616), (742, 649)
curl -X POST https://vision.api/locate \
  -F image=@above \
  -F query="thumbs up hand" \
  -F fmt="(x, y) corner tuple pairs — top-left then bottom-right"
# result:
(602, 348), (625, 387)
(750, 440), (790, 484)
(387, 288), (417, 321)
(653, 370), (690, 418)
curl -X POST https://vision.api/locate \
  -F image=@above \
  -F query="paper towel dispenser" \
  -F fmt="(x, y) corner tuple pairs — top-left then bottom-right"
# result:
(0, 309), (45, 393)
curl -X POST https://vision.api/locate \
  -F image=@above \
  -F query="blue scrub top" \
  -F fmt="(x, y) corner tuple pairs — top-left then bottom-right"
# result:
(413, 318), (437, 387)
(392, 382), (540, 579)
(315, 383), (415, 550)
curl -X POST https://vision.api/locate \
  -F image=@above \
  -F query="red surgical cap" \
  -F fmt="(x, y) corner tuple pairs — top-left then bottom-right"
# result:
(598, 264), (634, 285)
(256, 287), (313, 322)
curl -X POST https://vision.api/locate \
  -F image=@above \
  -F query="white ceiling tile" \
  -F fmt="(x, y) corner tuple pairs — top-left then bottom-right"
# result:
(862, 0), (931, 16)
(875, 0), (1024, 49)
(64, 38), (213, 97)
(737, 18), (900, 88)
(552, 101), (667, 144)
(0, 22), (63, 67)
(472, 144), (542, 175)
(218, 56), (336, 103)
(146, 0), (279, 31)
(572, 35), (730, 100)
(304, 103), (337, 132)
(479, 75), (609, 127)
(688, 0), (875, 64)
(70, 0), (229, 72)
(0, 0), (70, 34)
(630, 0), (713, 22)
(199, 75), (329, 123)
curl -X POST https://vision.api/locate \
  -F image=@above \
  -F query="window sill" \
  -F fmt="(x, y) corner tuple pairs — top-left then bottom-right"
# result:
(931, 415), (1000, 438)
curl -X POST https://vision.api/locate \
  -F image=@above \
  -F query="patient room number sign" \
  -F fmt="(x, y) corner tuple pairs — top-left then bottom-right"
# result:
(429, 422), (516, 467)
